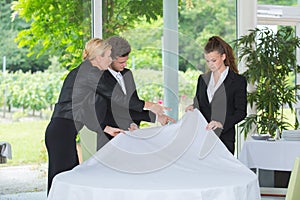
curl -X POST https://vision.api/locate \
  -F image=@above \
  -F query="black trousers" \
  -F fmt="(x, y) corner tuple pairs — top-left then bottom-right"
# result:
(45, 117), (79, 194)
(220, 139), (235, 155)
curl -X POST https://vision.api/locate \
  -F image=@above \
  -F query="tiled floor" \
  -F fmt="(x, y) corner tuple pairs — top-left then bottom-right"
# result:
(0, 193), (286, 200)
(0, 191), (47, 200)
(0, 192), (288, 200)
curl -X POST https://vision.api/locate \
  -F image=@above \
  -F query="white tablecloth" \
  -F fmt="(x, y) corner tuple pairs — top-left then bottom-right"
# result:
(48, 110), (260, 200)
(239, 139), (300, 171)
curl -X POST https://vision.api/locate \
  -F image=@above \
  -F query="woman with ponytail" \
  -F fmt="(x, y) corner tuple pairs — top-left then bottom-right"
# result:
(186, 36), (247, 155)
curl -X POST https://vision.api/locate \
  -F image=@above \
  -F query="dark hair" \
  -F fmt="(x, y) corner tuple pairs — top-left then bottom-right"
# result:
(204, 36), (238, 73)
(107, 36), (131, 60)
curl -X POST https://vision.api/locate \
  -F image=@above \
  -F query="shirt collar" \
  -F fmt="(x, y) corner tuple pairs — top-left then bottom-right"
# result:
(108, 67), (121, 78)
(221, 66), (229, 79)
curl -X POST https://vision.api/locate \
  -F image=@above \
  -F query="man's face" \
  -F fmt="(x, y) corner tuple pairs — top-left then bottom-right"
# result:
(110, 56), (129, 72)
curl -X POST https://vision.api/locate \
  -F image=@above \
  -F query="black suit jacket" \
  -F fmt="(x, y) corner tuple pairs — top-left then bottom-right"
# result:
(52, 60), (146, 134)
(193, 69), (247, 153)
(100, 68), (156, 131)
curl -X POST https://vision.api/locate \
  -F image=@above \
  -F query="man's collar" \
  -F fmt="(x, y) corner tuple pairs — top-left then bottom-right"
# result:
(108, 67), (120, 76)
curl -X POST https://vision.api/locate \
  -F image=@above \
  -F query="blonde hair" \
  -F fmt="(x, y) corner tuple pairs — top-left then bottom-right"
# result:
(82, 38), (112, 60)
(107, 36), (131, 60)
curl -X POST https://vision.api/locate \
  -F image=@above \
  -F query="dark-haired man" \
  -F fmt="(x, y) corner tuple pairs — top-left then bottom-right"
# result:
(97, 36), (175, 149)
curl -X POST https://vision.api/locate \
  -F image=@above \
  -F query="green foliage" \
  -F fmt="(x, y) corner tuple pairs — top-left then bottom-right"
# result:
(11, 0), (163, 70)
(235, 26), (300, 136)
(3, 0), (296, 74)
(178, 0), (236, 72)
(178, 68), (200, 99)
(1, 68), (199, 117)
(123, 0), (237, 72)
(0, 0), (50, 72)
(0, 69), (65, 114)
(12, 0), (92, 70)
(103, 0), (162, 38)
(132, 68), (199, 102)
(258, 0), (297, 5)
(7, 0), (238, 72)
(123, 18), (163, 70)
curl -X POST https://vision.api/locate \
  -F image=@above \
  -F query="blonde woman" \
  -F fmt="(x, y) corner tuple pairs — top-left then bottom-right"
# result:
(45, 38), (121, 194)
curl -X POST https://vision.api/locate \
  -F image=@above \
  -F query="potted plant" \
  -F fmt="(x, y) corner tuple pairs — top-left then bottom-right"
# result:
(235, 26), (300, 137)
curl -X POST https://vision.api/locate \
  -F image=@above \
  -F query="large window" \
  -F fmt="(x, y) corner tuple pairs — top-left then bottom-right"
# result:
(178, 0), (237, 73)
(257, 1), (300, 125)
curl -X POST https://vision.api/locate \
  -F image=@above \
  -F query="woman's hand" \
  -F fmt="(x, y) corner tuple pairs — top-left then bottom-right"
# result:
(128, 123), (139, 131)
(185, 104), (194, 112)
(206, 120), (223, 131)
(104, 126), (125, 137)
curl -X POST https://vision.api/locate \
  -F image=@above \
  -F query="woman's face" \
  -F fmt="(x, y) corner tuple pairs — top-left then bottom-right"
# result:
(204, 51), (226, 72)
(97, 49), (112, 70)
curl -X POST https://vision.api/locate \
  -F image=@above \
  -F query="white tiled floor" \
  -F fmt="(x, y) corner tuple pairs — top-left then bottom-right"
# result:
(0, 192), (287, 200)
(0, 191), (47, 200)
(0, 193), (285, 200)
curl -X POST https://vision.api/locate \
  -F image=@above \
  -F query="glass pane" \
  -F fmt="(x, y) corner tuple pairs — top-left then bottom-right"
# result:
(120, 0), (237, 73)
(1, 0), (91, 73)
(178, 0), (237, 73)
(256, 24), (297, 130)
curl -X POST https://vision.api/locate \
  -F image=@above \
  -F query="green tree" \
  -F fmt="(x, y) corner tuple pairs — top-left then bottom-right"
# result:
(0, 0), (50, 72)
(178, 0), (236, 72)
(121, 18), (163, 70)
(123, 0), (237, 72)
(12, 0), (163, 69)
(11, 0), (91, 70)
(102, 0), (162, 38)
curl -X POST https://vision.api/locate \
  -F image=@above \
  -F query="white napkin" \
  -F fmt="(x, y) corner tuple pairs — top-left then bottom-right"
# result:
(282, 130), (300, 141)
(0, 142), (12, 159)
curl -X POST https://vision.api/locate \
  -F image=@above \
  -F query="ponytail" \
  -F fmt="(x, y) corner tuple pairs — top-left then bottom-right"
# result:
(204, 36), (238, 73)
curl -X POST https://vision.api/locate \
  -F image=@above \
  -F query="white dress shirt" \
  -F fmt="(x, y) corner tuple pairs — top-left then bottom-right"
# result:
(207, 66), (229, 103)
(108, 68), (127, 95)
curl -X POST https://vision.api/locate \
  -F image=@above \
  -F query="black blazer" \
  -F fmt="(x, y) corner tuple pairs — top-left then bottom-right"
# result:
(193, 69), (247, 146)
(51, 60), (146, 134)
(100, 68), (156, 131)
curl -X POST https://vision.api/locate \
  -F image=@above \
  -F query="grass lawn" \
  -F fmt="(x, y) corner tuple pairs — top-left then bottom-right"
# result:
(0, 120), (49, 166)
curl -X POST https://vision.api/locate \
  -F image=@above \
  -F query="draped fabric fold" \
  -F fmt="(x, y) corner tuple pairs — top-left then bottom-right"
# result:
(48, 110), (260, 200)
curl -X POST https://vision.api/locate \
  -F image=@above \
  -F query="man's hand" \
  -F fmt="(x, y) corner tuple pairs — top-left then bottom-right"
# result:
(157, 114), (176, 125)
(185, 104), (194, 112)
(104, 126), (125, 137)
(144, 102), (171, 115)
